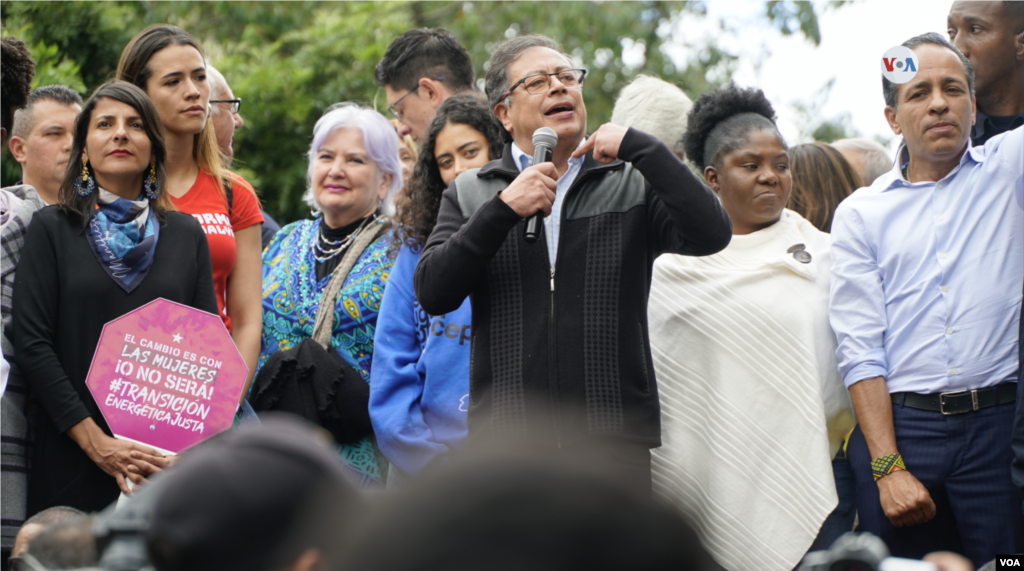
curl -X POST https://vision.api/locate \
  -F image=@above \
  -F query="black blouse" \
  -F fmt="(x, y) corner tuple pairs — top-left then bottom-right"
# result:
(314, 215), (372, 281)
(12, 206), (217, 513)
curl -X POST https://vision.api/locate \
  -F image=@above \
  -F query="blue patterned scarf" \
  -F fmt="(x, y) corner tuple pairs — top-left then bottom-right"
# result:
(85, 189), (160, 293)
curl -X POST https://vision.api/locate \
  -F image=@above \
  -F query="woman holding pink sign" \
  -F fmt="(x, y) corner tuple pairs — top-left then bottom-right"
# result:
(12, 81), (218, 514)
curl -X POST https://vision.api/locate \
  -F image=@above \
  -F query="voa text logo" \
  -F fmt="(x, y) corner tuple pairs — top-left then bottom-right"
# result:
(998, 554), (1023, 569)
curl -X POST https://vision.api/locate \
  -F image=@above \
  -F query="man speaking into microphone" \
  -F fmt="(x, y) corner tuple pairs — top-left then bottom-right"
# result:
(414, 34), (731, 492)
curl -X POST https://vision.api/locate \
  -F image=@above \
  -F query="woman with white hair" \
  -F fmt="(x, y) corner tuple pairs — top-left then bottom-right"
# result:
(254, 103), (401, 488)
(610, 74), (693, 159)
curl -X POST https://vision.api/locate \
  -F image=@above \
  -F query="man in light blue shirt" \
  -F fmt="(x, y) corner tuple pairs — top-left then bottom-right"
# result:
(830, 32), (1023, 564)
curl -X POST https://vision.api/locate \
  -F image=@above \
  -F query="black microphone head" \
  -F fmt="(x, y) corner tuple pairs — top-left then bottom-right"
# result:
(532, 127), (558, 149)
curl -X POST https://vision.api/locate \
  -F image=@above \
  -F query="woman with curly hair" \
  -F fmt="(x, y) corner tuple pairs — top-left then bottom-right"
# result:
(648, 85), (855, 569)
(369, 94), (503, 484)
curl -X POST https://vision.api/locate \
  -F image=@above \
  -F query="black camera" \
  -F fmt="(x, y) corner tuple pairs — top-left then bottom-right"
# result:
(800, 533), (939, 571)
(90, 476), (165, 571)
(8, 481), (160, 571)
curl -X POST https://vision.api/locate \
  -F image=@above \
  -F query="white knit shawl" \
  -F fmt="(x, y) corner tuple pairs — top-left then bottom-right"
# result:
(649, 210), (854, 571)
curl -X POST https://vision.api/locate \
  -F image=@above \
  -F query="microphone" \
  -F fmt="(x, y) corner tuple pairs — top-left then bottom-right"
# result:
(524, 127), (558, 244)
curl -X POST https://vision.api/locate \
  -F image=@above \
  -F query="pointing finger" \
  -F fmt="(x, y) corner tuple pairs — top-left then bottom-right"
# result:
(572, 135), (596, 159)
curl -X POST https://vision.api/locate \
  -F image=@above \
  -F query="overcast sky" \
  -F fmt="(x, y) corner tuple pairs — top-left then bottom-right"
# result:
(664, 0), (952, 148)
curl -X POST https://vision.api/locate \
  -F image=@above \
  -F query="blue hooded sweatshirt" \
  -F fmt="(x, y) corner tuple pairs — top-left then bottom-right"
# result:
(370, 243), (470, 475)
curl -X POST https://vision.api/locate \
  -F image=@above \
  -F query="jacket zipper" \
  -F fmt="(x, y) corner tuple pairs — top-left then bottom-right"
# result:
(540, 161), (620, 449)
(548, 264), (560, 447)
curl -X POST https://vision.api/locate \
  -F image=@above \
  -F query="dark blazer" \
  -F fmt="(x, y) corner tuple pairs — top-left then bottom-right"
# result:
(13, 206), (217, 514)
(414, 128), (732, 448)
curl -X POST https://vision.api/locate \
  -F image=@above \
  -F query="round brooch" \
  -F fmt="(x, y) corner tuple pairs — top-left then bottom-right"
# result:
(787, 243), (812, 264)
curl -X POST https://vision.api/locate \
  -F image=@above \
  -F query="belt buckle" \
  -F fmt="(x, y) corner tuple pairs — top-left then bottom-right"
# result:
(939, 389), (979, 415)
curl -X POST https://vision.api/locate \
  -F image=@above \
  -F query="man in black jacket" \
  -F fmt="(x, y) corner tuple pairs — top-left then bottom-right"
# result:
(413, 34), (732, 492)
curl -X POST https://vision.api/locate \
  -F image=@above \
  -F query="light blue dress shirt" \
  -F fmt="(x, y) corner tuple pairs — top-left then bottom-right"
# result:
(829, 126), (1023, 393)
(511, 140), (585, 266)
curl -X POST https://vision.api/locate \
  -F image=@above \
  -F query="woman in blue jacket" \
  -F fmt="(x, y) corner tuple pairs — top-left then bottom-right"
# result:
(370, 95), (504, 482)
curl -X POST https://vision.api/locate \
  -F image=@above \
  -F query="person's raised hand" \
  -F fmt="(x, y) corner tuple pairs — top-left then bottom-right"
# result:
(573, 123), (629, 164)
(499, 161), (557, 218)
(877, 470), (936, 527)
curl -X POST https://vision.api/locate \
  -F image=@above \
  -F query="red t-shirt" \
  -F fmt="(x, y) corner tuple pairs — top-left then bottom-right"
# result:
(171, 170), (263, 332)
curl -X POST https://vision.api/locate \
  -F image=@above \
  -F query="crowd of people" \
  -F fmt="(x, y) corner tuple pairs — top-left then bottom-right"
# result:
(0, 1), (1022, 569)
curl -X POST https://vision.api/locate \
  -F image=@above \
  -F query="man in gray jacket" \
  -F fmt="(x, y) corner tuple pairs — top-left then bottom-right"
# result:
(414, 34), (732, 492)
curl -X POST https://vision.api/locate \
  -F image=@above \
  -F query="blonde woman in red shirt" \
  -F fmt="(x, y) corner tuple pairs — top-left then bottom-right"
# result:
(116, 25), (263, 407)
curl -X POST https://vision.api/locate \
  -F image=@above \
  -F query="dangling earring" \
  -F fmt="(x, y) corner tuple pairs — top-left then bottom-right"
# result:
(143, 160), (159, 200)
(74, 160), (96, 197)
(310, 204), (321, 217)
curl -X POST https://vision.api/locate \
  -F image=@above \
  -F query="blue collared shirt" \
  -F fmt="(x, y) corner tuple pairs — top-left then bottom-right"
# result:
(829, 126), (1023, 393)
(511, 139), (585, 266)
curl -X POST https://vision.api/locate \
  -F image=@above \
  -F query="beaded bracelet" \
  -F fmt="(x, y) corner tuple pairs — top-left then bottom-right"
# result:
(871, 453), (907, 481)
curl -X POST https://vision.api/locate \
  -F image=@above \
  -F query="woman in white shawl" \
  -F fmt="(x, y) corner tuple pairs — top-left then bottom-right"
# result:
(649, 86), (855, 571)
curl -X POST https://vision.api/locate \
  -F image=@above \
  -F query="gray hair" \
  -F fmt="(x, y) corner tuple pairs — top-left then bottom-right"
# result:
(610, 75), (693, 156)
(11, 85), (83, 138)
(485, 35), (570, 142)
(831, 138), (893, 186)
(882, 32), (974, 109)
(303, 103), (403, 216)
(206, 65), (229, 116)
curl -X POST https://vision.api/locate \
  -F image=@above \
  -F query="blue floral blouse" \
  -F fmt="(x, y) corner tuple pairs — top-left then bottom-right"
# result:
(257, 217), (395, 488)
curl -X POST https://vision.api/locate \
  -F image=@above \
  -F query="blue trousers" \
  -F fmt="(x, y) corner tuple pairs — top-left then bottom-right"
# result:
(807, 448), (857, 551)
(847, 400), (1024, 568)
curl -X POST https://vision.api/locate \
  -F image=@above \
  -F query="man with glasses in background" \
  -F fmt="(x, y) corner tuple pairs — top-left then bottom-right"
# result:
(207, 65), (280, 248)
(375, 28), (476, 144)
(413, 34), (732, 493)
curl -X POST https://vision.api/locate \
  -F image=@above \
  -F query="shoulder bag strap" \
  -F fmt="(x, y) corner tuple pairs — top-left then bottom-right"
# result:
(310, 222), (387, 349)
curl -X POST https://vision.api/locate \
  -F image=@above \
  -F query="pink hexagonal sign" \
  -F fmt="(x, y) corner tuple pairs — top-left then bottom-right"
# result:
(85, 298), (248, 455)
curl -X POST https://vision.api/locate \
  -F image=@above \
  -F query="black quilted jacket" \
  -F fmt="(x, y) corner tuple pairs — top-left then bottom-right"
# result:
(414, 128), (732, 448)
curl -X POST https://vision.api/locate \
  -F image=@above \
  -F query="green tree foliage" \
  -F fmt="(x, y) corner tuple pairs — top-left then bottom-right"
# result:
(414, 1), (727, 132)
(789, 77), (874, 144)
(2, 1), (827, 224)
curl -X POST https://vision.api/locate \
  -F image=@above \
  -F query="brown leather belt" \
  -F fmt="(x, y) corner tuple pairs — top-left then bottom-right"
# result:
(890, 383), (1016, 415)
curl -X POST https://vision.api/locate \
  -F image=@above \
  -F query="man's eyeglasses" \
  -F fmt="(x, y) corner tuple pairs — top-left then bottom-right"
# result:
(210, 98), (242, 114)
(388, 78), (443, 122)
(501, 69), (587, 102)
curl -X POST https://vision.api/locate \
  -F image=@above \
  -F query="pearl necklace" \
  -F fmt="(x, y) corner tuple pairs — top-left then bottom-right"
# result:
(311, 216), (374, 262)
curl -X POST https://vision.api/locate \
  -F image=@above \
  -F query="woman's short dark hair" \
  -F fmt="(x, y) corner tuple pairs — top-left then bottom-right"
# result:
(789, 142), (862, 233)
(58, 81), (171, 225)
(683, 85), (785, 171)
(395, 94), (504, 250)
